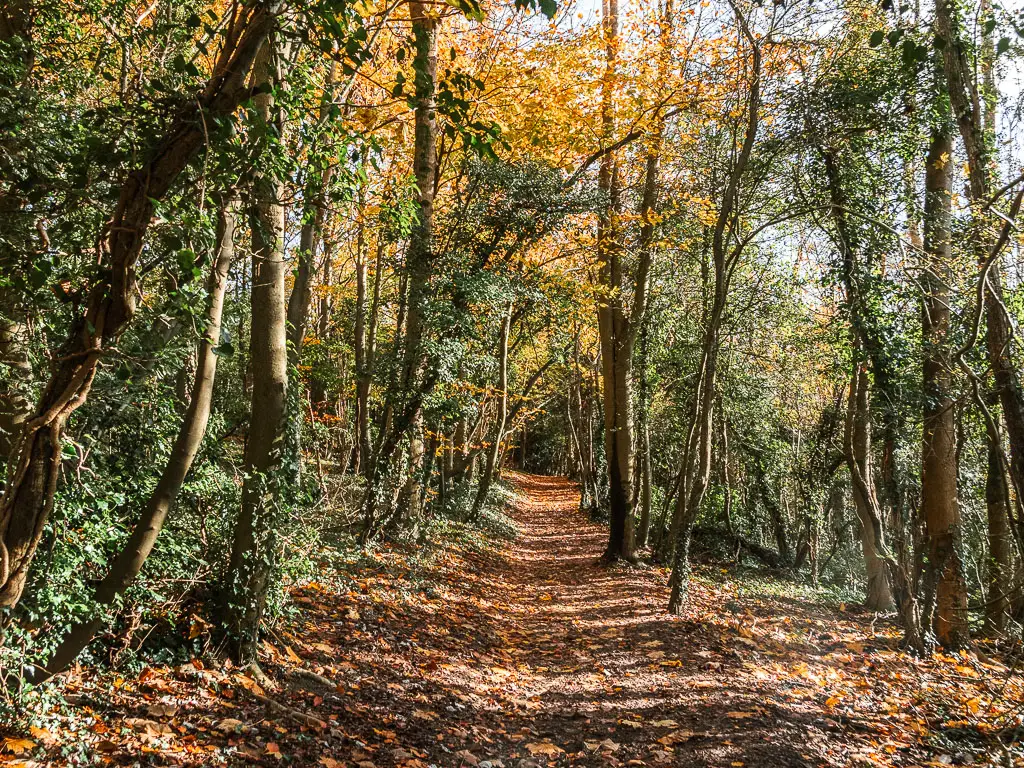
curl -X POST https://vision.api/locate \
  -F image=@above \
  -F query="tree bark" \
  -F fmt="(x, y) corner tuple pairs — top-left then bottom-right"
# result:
(226, 38), (290, 664)
(668, 1), (759, 611)
(846, 363), (894, 611)
(471, 302), (512, 520)
(0, 2), (277, 610)
(37, 193), (239, 680)
(936, 0), (1024, 557)
(361, 0), (437, 534)
(0, 295), (30, 469)
(984, 418), (1012, 637)
(285, 64), (337, 369)
(919, 120), (969, 646)
(595, 0), (635, 562)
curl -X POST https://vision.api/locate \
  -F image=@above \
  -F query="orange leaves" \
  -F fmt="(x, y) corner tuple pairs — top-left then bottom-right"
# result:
(0, 739), (35, 756)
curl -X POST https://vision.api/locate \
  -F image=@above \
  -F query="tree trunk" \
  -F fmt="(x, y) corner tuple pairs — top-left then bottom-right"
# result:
(668, 3), (759, 611)
(984, 420), (1012, 636)
(0, 295), (30, 469)
(636, 419), (653, 549)
(37, 193), (239, 680)
(225, 39), (290, 664)
(471, 303), (512, 521)
(846, 364), (895, 611)
(361, 0), (437, 532)
(352, 215), (371, 475)
(286, 63), (337, 369)
(0, 4), (276, 610)
(720, 417), (733, 534)
(937, 0), (1024, 554)
(595, 0), (636, 563)
(918, 120), (969, 646)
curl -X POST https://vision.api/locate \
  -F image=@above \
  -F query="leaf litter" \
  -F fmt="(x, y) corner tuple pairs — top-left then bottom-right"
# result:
(5, 473), (1023, 766)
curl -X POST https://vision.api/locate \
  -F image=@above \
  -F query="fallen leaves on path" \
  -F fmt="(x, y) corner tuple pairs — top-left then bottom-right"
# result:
(7, 473), (1022, 767)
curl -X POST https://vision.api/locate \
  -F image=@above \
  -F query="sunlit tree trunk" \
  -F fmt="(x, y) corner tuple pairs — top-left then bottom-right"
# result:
(226, 39), (290, 663)
(361, 0), (436, 537)
(919, 118), (969, 647)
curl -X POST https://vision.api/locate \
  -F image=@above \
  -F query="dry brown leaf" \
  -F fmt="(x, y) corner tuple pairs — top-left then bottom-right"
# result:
(525, 741), (564, 756)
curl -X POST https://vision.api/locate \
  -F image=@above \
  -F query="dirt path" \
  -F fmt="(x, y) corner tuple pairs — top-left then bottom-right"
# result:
(35, 473), (1019, 767)
(295, 473), (844, 767)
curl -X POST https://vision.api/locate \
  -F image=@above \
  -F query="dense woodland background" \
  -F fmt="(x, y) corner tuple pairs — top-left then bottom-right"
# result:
(3, 0), (1024, 755)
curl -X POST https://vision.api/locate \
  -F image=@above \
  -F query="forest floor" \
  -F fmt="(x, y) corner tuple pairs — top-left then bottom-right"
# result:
(5, 473), (1024, 767)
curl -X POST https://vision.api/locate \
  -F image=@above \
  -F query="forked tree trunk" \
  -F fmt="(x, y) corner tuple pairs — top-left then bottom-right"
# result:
(668, 1), (759, 612)
(0, 3), (276, 611)
(226, 39), (290, 664)
(37, 194), (239, 680)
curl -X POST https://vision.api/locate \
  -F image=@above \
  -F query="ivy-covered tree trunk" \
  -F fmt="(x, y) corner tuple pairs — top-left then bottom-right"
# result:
(0, 3), (276, 611)
(226, 38), (290, 664)
(936, 0), (1024, 562)
(0, 296), (30, 468)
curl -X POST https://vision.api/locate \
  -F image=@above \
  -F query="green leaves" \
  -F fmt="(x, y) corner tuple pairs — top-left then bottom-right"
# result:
(514, 0), (557, 19)
(444, 0), (485, 21)
(867, 26), (927, 72)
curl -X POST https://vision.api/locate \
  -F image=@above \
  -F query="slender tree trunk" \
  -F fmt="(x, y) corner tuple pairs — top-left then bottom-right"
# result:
(0, 5), (276, 610)
(356, 242), (382, 476)
(756, 458), (791, 565)
(984, 418), (1012, 636)
(919, 119), (969, 646)
(720, 418), (733, 534)
(668, 3), (759, 611)
(847, 363), (895, 611)
(37, 194), (239, 680)
(352, 210), (370, 474)
(225, 39), (290, 663)
(361, 0), (436, 533)
(471, 303), (512, 520)
(637, 419), (653, 549)
(595, 0), (636, 563)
